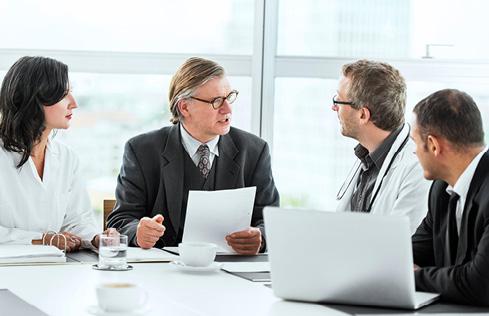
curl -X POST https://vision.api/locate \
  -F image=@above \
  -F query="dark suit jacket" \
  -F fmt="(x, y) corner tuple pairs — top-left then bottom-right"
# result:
(107, 124), (280, 249)
(412, 152), (489, 305)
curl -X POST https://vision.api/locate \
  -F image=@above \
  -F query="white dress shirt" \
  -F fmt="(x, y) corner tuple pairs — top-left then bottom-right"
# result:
(0, 139), (98, 245)
(180, 124), (219, 168)
(446, 148), (486, 235)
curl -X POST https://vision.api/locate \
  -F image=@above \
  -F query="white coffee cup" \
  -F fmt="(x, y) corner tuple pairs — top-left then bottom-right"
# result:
(178, 242), (217, 267)
(96, 282), (147, 312)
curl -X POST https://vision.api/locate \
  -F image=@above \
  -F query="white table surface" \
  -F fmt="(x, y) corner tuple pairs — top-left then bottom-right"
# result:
(0, 262), (348, 316)
(2, 262), (486, 316)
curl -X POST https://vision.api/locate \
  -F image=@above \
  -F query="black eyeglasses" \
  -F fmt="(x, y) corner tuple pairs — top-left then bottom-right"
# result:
(189, 90), (239, 110)
(332, 95), (355, 107)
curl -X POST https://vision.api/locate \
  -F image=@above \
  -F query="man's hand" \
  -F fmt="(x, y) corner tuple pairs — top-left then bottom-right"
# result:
(413, 264), (420, 271)
(136, 214), (165, 249)
(44, 232), (82, 253)
(225, 227), (262, 255)
(91, 228), (119, 248)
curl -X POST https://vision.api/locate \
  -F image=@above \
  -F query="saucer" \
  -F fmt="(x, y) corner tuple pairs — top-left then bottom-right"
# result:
(87, 304), (150, 316)
(92, 264), (133, 271)
(170, 260), (222, 272)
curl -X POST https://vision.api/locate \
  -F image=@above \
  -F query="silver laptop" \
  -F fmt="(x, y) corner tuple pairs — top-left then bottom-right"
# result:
(264, 207), (439, 310)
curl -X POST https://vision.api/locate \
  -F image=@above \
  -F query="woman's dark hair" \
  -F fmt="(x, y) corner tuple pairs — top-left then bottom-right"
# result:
(0, 56), (69, 168)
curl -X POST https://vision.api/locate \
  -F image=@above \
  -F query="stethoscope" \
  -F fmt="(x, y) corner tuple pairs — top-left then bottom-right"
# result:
(336, 124), (411, 212)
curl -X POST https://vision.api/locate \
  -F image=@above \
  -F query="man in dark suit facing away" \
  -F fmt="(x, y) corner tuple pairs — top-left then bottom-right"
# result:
(411, 89), (489, 305)
(107, 57), (279, 254)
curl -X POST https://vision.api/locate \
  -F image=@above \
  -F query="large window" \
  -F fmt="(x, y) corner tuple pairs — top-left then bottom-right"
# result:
(272, 78), (356, 209)
(278, 0), (489, 59)
(272, 0), (489, 210)
(0, 0), (254, 54)
(0, 0), (255, 217)
(1, 0), (489, 215)
(278, 0), (410, 58)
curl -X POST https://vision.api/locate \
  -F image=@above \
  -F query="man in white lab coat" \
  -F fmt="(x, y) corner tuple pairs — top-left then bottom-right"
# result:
(332, 59), (429, 233)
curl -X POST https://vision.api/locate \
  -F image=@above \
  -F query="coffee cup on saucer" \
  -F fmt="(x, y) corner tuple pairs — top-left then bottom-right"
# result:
(178, 242), (217, 267)
(96, 282), (147, 313)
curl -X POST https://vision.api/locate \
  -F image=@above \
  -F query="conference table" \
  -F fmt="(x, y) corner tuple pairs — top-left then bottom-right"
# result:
(1, 252), (488, 316)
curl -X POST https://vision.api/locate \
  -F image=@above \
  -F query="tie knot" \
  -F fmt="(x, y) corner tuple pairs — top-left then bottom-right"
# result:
(197, 144), (210, 156)
(449, 192), (460, 203)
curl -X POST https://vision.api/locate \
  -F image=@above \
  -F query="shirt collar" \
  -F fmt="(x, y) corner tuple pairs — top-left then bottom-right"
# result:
(446, 148), (487, 198)
(354, 126), (403, 169)
(3, 136), (58, 162)
(45, 137), (58, 155)
(180, 123), (219, 157)
(354, 144), (373, 169)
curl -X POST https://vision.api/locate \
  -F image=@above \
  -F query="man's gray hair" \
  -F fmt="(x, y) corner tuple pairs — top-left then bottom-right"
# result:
(342, 59), (406, 131)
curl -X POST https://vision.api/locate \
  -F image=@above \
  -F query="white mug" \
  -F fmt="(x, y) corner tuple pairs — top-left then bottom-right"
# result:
(178, 242), (217, 267)
(96, 282), (147, 312)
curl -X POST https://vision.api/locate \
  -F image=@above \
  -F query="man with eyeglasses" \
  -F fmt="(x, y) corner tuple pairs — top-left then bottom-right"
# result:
(333, 59), (429, 233)
(107, 57), (279, 254)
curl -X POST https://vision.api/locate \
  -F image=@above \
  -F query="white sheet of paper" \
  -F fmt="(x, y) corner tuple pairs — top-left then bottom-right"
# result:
(182, 187), (256, 253)
(221, 262), (270, 273)
(163, 246), (263, 255)
(126, 247), (179, 262)
(0, 245), (66, 264)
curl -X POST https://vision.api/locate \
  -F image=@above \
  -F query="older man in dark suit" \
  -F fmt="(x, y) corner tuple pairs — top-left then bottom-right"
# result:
(411, 89), (489, 305)
(107, 57), (279, 254)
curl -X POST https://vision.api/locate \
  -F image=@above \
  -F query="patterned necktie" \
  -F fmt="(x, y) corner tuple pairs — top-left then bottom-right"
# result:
(197, 144), (210, 178)
(446, 192), (460, 265)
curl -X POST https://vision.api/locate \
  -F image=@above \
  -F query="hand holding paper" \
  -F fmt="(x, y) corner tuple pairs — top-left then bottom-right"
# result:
(226, 227), (262, 255)
(183, 187), (257, 253)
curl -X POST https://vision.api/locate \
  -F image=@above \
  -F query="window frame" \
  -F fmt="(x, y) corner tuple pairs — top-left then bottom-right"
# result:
(1, 0), (489, 155)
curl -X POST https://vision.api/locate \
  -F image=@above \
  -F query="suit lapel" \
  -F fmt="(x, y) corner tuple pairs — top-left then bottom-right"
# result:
(215, 133), (240, 190)
(455, 152), (489, 264)
(161, 124), (185, 234)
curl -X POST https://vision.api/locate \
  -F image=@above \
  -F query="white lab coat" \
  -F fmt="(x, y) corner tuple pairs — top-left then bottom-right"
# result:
(0, 139), (98, 245)
(336, 123), (430, 233)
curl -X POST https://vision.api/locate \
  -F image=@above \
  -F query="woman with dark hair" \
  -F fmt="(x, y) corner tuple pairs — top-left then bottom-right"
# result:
(0, 56), (111, 251)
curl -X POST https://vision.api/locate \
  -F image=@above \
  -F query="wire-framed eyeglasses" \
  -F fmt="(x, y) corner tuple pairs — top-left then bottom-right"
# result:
(189, 90), (239, 110)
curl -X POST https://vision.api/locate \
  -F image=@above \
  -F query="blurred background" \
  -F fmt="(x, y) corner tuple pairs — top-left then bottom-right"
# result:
(1, 0), (488, 224)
